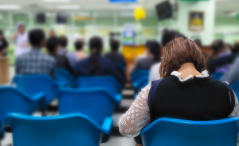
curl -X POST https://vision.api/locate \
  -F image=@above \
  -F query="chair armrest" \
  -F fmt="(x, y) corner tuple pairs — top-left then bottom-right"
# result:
(101, 117), (113, 134)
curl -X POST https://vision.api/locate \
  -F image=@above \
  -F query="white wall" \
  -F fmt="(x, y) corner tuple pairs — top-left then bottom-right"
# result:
(177, 0), (215, 45)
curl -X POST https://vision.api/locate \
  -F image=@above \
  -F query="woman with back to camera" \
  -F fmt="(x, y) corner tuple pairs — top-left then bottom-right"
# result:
(119, 37), (239, 146)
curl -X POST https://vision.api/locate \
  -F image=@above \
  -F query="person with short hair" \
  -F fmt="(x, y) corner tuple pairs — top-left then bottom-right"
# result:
(46, 37), (73, 74)
(75, 36), (125, 85)
(12, 23), (30, 56)
(119, 38), (239, 145)
(15, 29), (56, 76)
(131, 40), (161, 75)
(58, 35), (78, 68)
(74, 39), (87, 61)
(104, 39), (125, 69)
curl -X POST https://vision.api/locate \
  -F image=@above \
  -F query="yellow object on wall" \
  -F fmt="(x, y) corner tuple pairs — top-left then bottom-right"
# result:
(134, 7), (146, 20)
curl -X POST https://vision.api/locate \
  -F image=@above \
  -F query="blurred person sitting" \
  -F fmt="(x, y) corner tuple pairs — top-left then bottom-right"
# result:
(131, 40), (161, 75)
(58, 35), (78, 68)
(149, 30), (182, 82)
(221, 43), (239, 84)
(75, 36), (125, 85)
(0, 30), (8, 57)
(207, 40), (235, 74)
(12, 23), (30, 56)
(104, 38), (126, 69)
(15, 29), (56, 76)
(49, 29), (56, 38)
(46, 37), (74, 74)
(74, 39), (88, 61)
(119, 38), (239, 146)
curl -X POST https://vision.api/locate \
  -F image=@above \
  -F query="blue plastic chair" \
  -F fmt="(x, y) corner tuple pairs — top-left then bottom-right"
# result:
(0, 86), (44, 137)
(59, 88), (120, 125)
(141, 117), (239, 146)
(55, 68), (74, 87)
(131, 70), (149, 90)
(211, 72), (224, 80)
(12, 75), (60, 105)
(5, 113), (112, 146)
(131, 70), (149, 82)
(231, 82), (239, 99)
(76, 76), (122, 98)
(133, 76), (149, 92)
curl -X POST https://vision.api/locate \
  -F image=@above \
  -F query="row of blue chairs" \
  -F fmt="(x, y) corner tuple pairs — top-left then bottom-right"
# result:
(1, 113), (239, 146)
(5, 113), (112, 146)
(0, 71), (123, 145)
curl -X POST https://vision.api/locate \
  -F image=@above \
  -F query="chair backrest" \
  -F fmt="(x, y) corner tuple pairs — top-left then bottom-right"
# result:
(59, 88), (117, 124)
(131, 70), (149, 82)
(211, 72), (224, 80)
(133, 75), (149, 91)
(231, 82), (239, 98)
(141, 117), (239, 146)
(76, 76), (122, 95)
(55, 68), (73, 86)
(0, 87), (40, 123)
(5, 113), (109, 146)
(12, 75), (58, 104)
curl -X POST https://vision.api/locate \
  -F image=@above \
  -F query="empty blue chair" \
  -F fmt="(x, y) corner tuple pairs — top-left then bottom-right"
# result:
(131, 70), (149, 90)
(55, 68), (74, 87)
(131, 70), (149, 82)
(211, 72), (224, 80)
(141, 117), (239, 146)
(76, 76), (122, 98)
(0, 86), (44, 132)
(5, 113), (112, 146)
(133, 76), (149, 92)
(12, 75), (60, 105)
(59, 88), (120, 124)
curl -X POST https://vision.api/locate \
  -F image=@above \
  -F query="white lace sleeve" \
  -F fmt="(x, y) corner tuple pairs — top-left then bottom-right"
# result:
(119, 84), (151, 137)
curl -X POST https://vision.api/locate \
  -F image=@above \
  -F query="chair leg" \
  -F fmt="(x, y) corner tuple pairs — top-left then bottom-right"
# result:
(101, 133), (110, 143)
(41, 99), (46, 116)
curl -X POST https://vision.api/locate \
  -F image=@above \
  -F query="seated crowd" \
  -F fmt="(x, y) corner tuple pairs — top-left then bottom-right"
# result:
(2, 27), (239, 146)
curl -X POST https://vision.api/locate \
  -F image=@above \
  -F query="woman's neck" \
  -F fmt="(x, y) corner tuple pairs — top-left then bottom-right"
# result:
(177, 63), (202, 79)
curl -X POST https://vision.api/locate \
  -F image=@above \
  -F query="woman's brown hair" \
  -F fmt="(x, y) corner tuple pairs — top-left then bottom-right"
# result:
(160, 37), (206, 78)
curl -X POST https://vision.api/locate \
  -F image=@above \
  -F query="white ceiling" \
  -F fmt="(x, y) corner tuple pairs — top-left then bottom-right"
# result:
(0, 0), (238, 16)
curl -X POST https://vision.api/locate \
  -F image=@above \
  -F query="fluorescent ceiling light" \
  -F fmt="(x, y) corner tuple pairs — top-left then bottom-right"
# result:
(58, 5), (80, 10)
(43, 0), (71, 3)
(0, 5), (21, 10)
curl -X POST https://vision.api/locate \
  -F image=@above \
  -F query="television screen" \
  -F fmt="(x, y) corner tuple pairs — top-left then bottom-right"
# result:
(155, 1), (173, 20)
(56, 13), (68, 24)
(36, 13), (46, 24)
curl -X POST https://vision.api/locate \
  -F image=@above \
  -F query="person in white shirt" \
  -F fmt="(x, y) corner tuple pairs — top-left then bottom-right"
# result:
(12, 24), (30, 56)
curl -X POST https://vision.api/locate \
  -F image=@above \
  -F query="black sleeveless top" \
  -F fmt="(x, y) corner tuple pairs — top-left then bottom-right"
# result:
(148, 75), (235, 122)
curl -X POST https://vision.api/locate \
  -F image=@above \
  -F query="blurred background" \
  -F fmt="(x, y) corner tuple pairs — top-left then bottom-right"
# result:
(0, 0), (237, 64)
